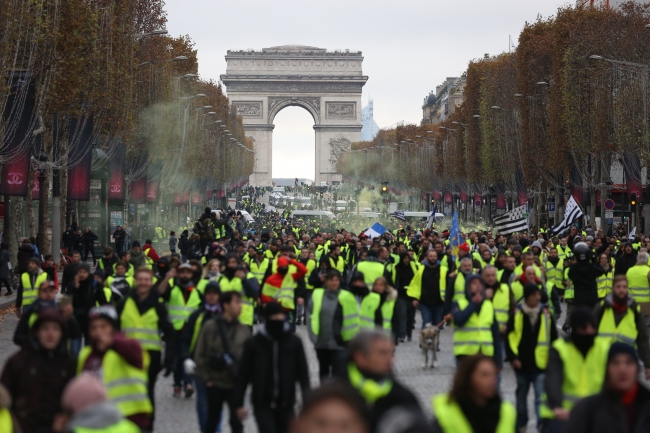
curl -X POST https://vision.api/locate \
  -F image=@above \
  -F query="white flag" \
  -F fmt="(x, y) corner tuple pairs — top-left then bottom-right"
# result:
(550, 196), (583, 236)
(629, 226), (637, 240)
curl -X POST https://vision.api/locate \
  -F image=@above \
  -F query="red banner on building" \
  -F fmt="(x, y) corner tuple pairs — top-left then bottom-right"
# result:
(130, 178), (146, 203)
(145, 179), (159, 203)
(496, 184), (506, 210)
(459, 188), (468, 203)
(108, 144), (126, 201)
(192, 192), (202, 205)
(444, 190), (453, 205)
(173, 192), (184, 205)
(67, 117), (93, 201)
(0, 73), (35, 197)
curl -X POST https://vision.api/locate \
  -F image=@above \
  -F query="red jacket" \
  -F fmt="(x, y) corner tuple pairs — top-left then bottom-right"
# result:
(143, 243), (160, 263)
(261, 259), (307, 306)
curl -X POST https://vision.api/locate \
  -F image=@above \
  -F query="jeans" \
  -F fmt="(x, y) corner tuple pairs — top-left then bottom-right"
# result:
(395, 298), (408, 339)
(195, 378), (221, 433)
(172, 333), (190, 387)
(84, 245), (96, 264)
(254, 406), (294, 433)
(315, 349), (344, 382)
(205, 386), (239, 433)
(420, 304), (444, 329)
(515, 370), (545, 428)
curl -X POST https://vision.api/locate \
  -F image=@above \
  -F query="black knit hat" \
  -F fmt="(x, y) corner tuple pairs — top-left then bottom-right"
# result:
(523, 283), (540, 300)
(263, 302), (284, 318)
(608, 342), (639, 364)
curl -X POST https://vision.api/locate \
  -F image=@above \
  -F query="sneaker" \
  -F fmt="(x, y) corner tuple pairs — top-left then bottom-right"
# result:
(173, 386), (181, 398)
(407, 336), (412, 342)
(398, 337), (406, 343)
(184, 383), (194, 398)
(4, 291), (12, 296)
(295, 318), (303, 326)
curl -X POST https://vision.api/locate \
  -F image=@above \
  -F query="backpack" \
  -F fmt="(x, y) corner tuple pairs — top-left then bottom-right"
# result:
(202, 218), (215, 240)
(188, 243), (202, 259)
(193, 221), (204, 235)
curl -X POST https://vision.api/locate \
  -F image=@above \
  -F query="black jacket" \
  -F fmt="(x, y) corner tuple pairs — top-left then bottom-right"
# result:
(179, 234), (191, 254)
(569, 262), (605, 308)
(13, 301), (81, 346)
(505, 305), (558, 373)
(181, 305), (221, 360)
(234, 326), (310, 410)
(565, 384), (650, 433)
(615, 252), (637, 276)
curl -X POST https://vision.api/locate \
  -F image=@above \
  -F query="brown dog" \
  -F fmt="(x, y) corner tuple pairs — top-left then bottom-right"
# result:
(419, 323), (439, 369)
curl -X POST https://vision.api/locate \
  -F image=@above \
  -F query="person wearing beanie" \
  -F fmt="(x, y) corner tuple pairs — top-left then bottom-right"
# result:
(1, 309), (75, 433)
(449, 256), (475, 303)
(540, 307), (610, 432)
(180, 279), (222, 432)
(506, 283), (557, 431)
(446, 274), (502, 368)
(158, 262), (203, 398)
(129, 241), (146, 269)
(15, 256), (48, 314)
(115, 267), (175, 430)
(261, 254), (307, 331)
(594, 275), (650, 377)
(563, 342), (650, 433)
(215, 254), (260, 327)
(234, 301), (310, 433)
(79, 305), (153, 431)
(54, 375), (140, 433)
(142, 239), (160, 269)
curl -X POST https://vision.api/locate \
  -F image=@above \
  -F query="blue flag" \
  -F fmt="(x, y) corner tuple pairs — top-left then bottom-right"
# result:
(450, 211), (463, 262)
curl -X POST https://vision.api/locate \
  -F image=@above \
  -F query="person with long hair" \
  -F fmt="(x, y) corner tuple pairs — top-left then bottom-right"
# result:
(432, 355), (515, 433)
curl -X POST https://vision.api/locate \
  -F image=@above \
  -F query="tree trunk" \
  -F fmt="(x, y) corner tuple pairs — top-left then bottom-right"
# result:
(11, 198), (24, 266)
(26, 163), (36, 238)
(554, 189), (561, 227)
(589, 185), (596, 231)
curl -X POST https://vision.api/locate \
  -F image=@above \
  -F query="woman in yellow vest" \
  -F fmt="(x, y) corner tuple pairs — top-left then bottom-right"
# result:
(78, 306), (153, 431)
(432, 354), (515, 433)
(596, 253), (614, 300)
(371, 277), (397, 331)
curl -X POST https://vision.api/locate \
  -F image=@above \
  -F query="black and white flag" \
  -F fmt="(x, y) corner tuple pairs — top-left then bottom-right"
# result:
(629, 226), (637, 240)
(390, 210), (406, 221)
(550, 196), (583, 236)
(493, 205), (528, 234)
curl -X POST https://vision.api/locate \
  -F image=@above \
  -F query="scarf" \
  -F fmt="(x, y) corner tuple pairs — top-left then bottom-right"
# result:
(520, 303), (539, 327)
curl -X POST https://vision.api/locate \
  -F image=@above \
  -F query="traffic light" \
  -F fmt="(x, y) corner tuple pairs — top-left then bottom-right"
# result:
(631, 193), (637, 211)
(381, 181), (388, 194)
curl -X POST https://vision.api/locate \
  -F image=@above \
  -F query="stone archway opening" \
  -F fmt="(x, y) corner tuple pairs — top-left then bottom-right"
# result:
(221, 45), (368, 186)
(272, 106), (316, 181)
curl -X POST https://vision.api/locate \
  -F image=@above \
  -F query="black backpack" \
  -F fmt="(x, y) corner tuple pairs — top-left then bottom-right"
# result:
(188, 243), (202, 259)
(193, 221), (205, 235)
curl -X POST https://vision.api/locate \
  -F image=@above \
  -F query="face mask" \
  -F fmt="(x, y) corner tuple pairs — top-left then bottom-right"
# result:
(572, 333), (596, 355)
(178, 276), (191, 285)
(278, 267), (289, 275)
(266, 320), (284, 339)
(351, 284), (369, 297)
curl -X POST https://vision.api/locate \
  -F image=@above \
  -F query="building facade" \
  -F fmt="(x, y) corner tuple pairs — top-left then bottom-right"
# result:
(421, 76), (467, 125)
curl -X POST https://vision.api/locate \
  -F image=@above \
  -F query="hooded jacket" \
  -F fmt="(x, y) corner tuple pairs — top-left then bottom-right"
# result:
(1, 313), (76, 433)
(233, 324), (310, 410)
(129, 248), (146, 268)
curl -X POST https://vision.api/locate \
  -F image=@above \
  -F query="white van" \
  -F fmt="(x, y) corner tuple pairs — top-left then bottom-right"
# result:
(291, 210), (336, 220)
(335, 200), (347, 211)
(272, 186), (285, 193)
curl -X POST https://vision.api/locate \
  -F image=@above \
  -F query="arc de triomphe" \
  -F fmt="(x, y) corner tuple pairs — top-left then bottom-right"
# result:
(220, 45), (368, 186)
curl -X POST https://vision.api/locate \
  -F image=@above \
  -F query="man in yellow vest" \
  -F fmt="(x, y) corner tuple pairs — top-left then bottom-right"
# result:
(353, 250), (388, 289)
(625, 252), (650, 324)
(594, 274), (650, 378)
(307, 270), (356, 381)
(406, 249), (448, 331)
(482, 265), (513, 332)
(446, 275), (501, 367)
(116, 267), (175, 429)
(249, 247), (270, 285)
(505, 283), (557, 431)
(297, 246), (317, 326)
(78, 305), (153, 431)
(158, 263), (203, 398)
(540, 307), (610, 433)
(216, 254), (259, 327)
(16, 258), (48, 316)
(343, 329), (422, 432)
(261, 256), (307, 331)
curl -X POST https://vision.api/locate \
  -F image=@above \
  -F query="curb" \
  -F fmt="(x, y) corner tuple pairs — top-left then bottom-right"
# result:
(0, 295), (15, 311)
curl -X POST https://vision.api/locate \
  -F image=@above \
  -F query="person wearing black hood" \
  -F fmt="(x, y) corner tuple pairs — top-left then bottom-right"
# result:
(393, 252), (419, 342)
(67, 263), (95, 339)
(541, 307), (610, 433)
(116, 267), (174, 430)
(1, 309), (76, 433)
(569, 242), (606, 309)
(234, 302), (310, 433)
(215, 254), (259, 327)
(179, 230), (191, 263)
(615, 243), (637, 276)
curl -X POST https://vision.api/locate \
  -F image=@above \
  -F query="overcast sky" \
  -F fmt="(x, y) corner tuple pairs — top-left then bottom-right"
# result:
(165, 0), (570, 180)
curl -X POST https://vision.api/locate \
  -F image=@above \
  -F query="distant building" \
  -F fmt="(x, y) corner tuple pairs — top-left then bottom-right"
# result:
(360, 100), (380, 141)
(421, 76), (467, 125)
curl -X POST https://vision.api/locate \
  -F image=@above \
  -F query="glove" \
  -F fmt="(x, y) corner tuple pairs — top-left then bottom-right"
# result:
(183, 358), (196, 375)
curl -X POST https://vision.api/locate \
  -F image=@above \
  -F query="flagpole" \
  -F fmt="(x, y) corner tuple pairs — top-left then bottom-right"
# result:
(509, 35), (511, 53)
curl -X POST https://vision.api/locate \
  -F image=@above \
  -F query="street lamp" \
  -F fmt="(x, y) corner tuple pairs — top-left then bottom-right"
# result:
(136, 29), (168, 38)
(473, 114), (481, 118)
(589, 55), (604, 61)
(537, 81), (550, 86)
